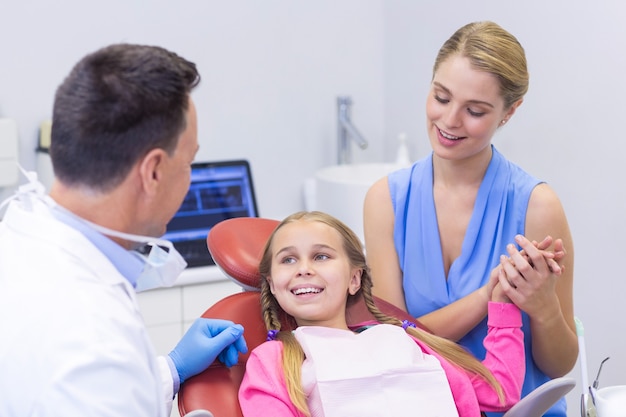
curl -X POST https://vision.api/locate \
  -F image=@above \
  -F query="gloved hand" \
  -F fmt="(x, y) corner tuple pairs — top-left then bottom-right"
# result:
(168, 318), (248, 384)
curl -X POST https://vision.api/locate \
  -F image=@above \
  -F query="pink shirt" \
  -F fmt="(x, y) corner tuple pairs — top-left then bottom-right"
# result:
(239, 302), (524, 417)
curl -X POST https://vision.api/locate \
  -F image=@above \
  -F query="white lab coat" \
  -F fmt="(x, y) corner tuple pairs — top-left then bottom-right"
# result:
(0, 197), (174, 417)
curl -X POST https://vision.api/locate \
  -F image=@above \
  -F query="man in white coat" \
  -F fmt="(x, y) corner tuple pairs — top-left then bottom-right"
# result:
(0, 44), (247, 416)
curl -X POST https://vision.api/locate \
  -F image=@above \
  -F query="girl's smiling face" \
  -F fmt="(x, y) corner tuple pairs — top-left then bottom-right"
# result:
(265, 219), (362, 329)
(426, 54), (520, 162)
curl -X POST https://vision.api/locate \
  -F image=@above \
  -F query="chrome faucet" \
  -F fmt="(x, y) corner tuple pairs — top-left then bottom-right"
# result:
(337, 96), (368, 164)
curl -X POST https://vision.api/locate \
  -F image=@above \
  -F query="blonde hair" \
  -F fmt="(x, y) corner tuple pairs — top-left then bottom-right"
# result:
(434, 21), (529, 109)
(259, 211), (505, 415)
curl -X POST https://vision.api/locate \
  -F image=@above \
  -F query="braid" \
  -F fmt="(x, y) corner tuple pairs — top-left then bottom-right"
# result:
(260, 279), (282, 331)
(260, 276), (310, 416)
(360, 272), (402, 326)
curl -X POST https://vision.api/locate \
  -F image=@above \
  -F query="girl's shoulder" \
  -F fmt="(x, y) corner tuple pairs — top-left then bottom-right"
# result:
(250, 340), (283, 359)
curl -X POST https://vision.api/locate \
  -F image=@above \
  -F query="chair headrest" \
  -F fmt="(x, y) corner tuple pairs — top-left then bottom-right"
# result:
(207, 217), (279, 291)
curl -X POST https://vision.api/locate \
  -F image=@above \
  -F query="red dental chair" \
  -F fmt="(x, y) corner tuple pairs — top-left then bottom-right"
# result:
(177, 217), (426, 417)
(177, 217), (576, 417)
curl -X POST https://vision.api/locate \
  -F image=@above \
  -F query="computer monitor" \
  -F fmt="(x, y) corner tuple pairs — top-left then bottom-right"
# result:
(162, 159), (259, 268)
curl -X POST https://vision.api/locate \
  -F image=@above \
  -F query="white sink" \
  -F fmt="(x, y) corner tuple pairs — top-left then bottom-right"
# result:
(308, 163), (406, 241)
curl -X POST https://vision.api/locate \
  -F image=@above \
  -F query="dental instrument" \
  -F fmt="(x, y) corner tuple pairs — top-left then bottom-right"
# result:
(576, 317), (597, 417)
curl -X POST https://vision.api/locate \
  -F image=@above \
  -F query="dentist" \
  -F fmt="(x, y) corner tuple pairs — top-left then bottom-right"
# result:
(0, 44), (247, 416)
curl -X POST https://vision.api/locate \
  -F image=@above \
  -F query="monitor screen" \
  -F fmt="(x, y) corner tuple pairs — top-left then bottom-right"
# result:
(162, 160), (259, 268)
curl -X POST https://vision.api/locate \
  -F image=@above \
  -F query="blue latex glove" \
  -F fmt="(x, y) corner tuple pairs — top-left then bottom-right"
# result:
(168, 318), (248, 384)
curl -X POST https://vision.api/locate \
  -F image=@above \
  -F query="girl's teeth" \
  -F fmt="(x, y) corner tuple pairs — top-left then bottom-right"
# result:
(293, 287), (322, 295)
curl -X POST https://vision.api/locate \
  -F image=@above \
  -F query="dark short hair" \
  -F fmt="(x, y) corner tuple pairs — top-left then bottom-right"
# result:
(50, 43), (200, 191)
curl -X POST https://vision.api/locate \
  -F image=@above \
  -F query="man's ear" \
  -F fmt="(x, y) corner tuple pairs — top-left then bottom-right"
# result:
(138, 148), (167, 195)
(348, 268), (362, 296)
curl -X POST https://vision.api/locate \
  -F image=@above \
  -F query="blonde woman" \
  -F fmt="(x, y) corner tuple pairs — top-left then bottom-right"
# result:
(238, 211), (536, 417)
(364, 21), (576, 417)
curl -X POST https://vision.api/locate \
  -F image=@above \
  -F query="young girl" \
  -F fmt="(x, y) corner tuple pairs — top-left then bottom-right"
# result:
(239, 211), (543, 417)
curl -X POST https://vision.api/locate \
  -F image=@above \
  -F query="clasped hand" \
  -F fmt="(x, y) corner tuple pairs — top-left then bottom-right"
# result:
(493, 235), (565, 318)
(169, 318), (248, 384)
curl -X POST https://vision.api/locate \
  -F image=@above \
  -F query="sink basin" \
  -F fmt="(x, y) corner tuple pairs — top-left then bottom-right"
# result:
(309, 163), (406, 241)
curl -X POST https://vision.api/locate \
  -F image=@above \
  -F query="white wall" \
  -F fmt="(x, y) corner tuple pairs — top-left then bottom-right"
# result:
(2, 1), (625, 415)
(0, 0), (386, 220)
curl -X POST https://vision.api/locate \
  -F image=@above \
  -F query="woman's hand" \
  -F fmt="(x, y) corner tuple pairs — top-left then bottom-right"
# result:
(522, 235), (566, 274)
(497, 235), (564, 320)
(490, 235), (564, 304)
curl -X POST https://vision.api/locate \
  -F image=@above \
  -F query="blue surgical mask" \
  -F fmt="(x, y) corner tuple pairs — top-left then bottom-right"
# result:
(133, 240), (188, 292)
(86, 222), (188, 292)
